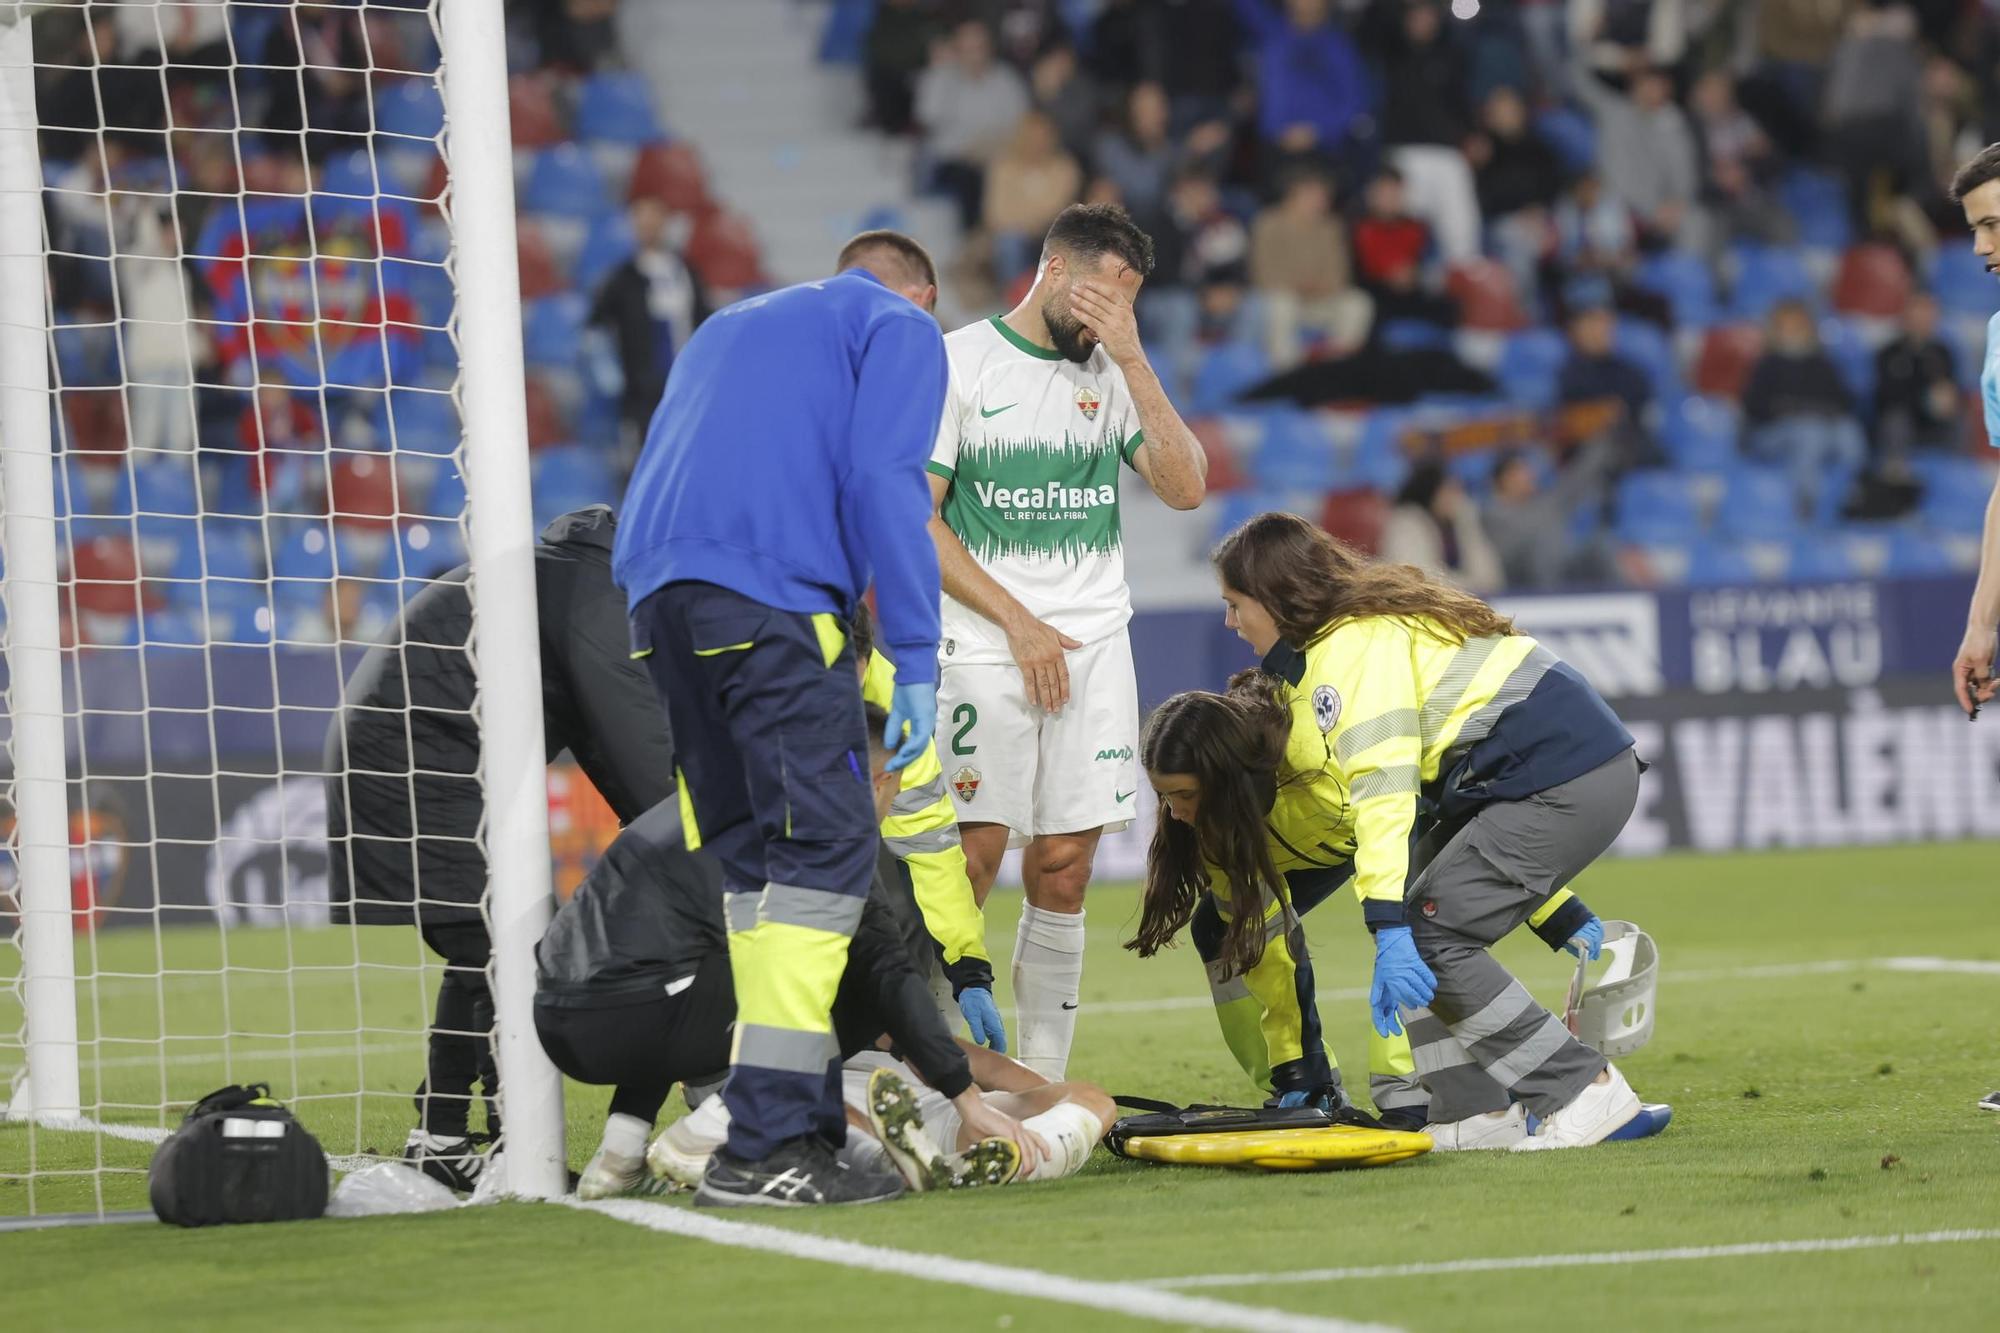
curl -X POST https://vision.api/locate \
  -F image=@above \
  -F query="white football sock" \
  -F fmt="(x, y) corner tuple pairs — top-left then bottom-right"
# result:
(836, 1129), (889, 1173)
(666, 1090), (731, 1155)
(1017, 1101), (1103, 1182)
(599, 1112), (650, 1161)
(1012, 904), (1085, 1080)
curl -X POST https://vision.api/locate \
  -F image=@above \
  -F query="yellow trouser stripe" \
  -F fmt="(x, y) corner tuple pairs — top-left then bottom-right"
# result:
(728, 919), (852, 1032)
(676, 768), (702, 850)
(811, 612), (846, 670)
(693, 640), (755, 657)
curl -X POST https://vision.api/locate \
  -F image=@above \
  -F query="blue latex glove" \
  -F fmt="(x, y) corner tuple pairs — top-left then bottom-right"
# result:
(1274, 1089), (1311, 1108)
(884, 681), (937, 772)
(958, 986), (1007, 1052)
(1565, 915), (1605, 960)
(1369, 926), (1437, 1037)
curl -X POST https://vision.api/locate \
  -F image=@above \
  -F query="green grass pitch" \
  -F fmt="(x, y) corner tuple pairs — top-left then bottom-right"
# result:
(5, 842), (1998, 1331)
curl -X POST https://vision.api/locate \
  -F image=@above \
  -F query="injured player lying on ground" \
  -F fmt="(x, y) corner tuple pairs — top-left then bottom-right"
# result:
(649, 1037), (1116, 1193)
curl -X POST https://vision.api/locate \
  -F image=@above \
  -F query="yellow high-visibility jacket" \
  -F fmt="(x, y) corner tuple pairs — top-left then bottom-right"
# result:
(861, 649), (993, 993)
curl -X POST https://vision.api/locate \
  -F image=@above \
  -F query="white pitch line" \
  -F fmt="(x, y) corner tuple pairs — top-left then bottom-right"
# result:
(570, 1197), (1402, 1333)
(0, 1038), (421, 1078)
(1146, 1229), (2000, 1290)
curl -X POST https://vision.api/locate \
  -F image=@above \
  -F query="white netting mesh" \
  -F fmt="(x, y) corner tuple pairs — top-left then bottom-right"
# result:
(0, 0), (490, 1216)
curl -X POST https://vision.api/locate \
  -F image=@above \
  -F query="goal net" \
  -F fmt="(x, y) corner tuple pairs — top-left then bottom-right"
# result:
(0, 0), (563, 1216)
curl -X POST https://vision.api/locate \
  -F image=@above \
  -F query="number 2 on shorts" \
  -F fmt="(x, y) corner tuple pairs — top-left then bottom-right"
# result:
(951, 702), (978, 754)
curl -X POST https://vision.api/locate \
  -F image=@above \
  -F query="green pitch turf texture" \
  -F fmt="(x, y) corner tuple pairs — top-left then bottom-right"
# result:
(5, 842), (1997, 1332)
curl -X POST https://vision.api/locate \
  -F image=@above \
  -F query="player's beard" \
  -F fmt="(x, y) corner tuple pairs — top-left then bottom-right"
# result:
(1042, 290), (1098, 364)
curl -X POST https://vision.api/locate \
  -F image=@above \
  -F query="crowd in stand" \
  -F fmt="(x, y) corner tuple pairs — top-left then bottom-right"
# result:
(849, 0), (2000, 590)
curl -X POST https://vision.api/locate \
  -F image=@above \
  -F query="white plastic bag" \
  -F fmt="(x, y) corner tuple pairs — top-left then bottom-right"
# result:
(326, 1161), (461, 1217)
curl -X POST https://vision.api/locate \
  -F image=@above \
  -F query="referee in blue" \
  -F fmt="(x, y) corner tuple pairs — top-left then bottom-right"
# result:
(614, 231), (948, 1207)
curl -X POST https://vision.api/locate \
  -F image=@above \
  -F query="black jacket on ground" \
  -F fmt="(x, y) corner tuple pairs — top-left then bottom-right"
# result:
(534, 809), (973, 1100)
(327, 506), (676, 926)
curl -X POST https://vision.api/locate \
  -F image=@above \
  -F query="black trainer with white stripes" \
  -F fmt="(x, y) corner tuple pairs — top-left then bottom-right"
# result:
(694, 1136), (904, 1209)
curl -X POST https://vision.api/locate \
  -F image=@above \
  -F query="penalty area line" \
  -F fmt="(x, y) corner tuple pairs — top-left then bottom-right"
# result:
(1143, 1229), (2000, 1289)
(567, 1197), (1402, 1333)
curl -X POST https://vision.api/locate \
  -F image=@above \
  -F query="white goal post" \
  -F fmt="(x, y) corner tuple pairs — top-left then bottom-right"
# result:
(2, 0), (567, 1211)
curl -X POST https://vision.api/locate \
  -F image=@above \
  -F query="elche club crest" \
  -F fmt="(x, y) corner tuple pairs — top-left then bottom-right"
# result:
(1075, 384), (1100, 421)
(951, 766), (982, 802)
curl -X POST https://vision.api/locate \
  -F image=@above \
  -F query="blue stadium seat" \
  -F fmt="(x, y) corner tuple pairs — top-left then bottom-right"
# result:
(1189, 341), (1270, 415)
(135, 513), (199, 580)
(522, 294), (590, 371)
(1777, 170), (1852, 252)
(575, 73), (665, 145)
(1613, 470), (1702, 546)
(199, 516), (267, 581)
(141, 608), (207, 647)
(1715, 466), (1798, 541)
(1933, 245), (1994, 319)
(818, 0), (875, 63)
(1786, 534), (1859, 581)
(1818, 316), (1875, 410)
(1662, 395), (1738, 471)
(1208, 489), (1301, 544)
(532, 443), (620, 511)
(1613, 319), (1680, 404)
(1917, 456), (1995, 534)
(1884, 528), (1957, 576)
(383, 388), (460, 456)
(202, 583), (274, 646)
(397, 259), (455, 330)
(1729, 243), (1816, 321)
(520, 146), (610, 220)
(1379, 319), (1450, 352)
(1351, 409), (1414, 493)
(320, 149), (379, 199)
(398, 519), (467, 581)
(408, 461), (467, 521)
(61, 456), (129, 517)
(1535, 106), (1596, 175)
(1251, 411), (1334, 491)
(1635, 251), (1717, 329)
(374, 78), (445, 141)
(573, 214), (636, 295)
(123, 454), (201, 516)
(1687, 541), (1756, 586)
(1495, 328), (1567, 409)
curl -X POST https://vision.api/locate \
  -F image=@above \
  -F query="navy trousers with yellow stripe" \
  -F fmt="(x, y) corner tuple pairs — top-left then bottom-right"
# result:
(631, 582), (878, 1160)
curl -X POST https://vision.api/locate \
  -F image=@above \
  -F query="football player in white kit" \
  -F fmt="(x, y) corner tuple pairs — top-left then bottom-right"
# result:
(927, 204), (1207, 1077)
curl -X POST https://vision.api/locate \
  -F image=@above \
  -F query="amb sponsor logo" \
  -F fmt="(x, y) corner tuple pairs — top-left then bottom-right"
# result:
(1094, 747), (1133, 762)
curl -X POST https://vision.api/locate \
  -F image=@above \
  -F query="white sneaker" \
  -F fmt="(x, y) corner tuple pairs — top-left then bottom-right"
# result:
(1513, 1064), (1643, 1151)
(647, 1112), (724, 1190)
(577, 1148), (677, 1201)
(1423, 1104), (1528, 1151)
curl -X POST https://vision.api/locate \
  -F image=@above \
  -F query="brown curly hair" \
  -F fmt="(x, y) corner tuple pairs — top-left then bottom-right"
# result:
(1213, 511), (1515, 648)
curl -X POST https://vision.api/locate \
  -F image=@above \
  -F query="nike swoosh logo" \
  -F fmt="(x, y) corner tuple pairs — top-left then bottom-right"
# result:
(1060, 1001), (1079, 1010)
(1115, 791), (1135, 803)
(979, 403), (1017, 419)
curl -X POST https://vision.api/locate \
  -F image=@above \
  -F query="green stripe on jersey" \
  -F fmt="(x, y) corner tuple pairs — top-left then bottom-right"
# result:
(941, 432), (1122, 561)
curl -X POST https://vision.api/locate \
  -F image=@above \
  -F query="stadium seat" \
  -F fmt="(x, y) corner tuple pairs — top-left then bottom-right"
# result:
(1831, 243), (1912, 320)
(1786, 534), (1859, 581)
(509, 72), (567, 149)
(62, 454), (128, 517)
(628, 141), (712, 214)
(1613, 470), (1702, 547)
(521, 145), (610, 220)
(1379, 318), (1450, 352)
(1320, 488), (1389, 554)
(1534, 106), (1596, 175)
(1883, 527), (1957, 576)
(378, 143), (444, 205)
(576, 73), (666, 145)
(383, 387), (461, 457)
(1932, 245), (1994, 319)
(69, 531), (145, 617)
(516, 221), (566, 300)
(1693, 325), (1764, 398)
(1251, 410), (1336, 491)
(1715, 466), (1798, 541)
(685, 210), (766, 292)
(1728, 243), (1816, 321)
(531, 444), (620, 514)
(1495, 328), (1567, 409)
(1915, 455), (1996, 533)
(1351, 409), (1414, 492)
(198, 516), (267, 581)
(1447, 259), (1529, 333)
(1189, 418), (1248, 492)
(141, 608), (208, 647)
(1776, 170), (1852, 252)
(320, 149), (379, 200)
(1635, 251), (1718, 329)
(525, 376), (572, 448)
(134, 513), (199, 580)
(1613, 318), (1680, 404)
(330, 453), (401, 529)
(406, 460), (467, 521)
(202, 582), (275, 646)
(1662, 395), (1738, 472)
(522, 294), (590, 372)
(123, 454), (201, 517)
(1686, 541), (1757, 586)
(272, 519), (336, 589)
(398, 519), (467, 581)
(374, 78), (445, 142)
(573, 213), (636, 295)
(1818, 316), (1875, 410)
(1190, 341), (1270, 415)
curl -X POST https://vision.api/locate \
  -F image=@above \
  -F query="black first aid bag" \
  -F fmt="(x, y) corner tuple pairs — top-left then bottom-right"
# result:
(148, 1084), (330, 1227)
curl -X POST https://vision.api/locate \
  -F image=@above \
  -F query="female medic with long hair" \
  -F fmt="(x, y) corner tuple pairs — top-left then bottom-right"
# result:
(1138, 511), (1654, 1150)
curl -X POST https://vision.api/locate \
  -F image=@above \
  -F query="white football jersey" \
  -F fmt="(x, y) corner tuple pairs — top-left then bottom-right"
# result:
(928, 317), (1144, 666)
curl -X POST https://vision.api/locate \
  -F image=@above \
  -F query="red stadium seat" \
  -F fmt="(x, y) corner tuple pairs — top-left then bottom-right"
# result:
(329, 453), (400, 530)
(686, 210), (766, 292)
(509, 73), (567, 149)
(1693, 325), (1764, 399)
(516, 221), (565, 300)
(1447, 259), (1528, 333)
(62, 388), (128, 455)
(70, 532), (150, 617)
(1320, 488), (1388, 555)
(1190, 418), (1247, 492)
(524, 375), (571, 448)
(1830, 243), (1912, 319)
(628, 141), (712, 215)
